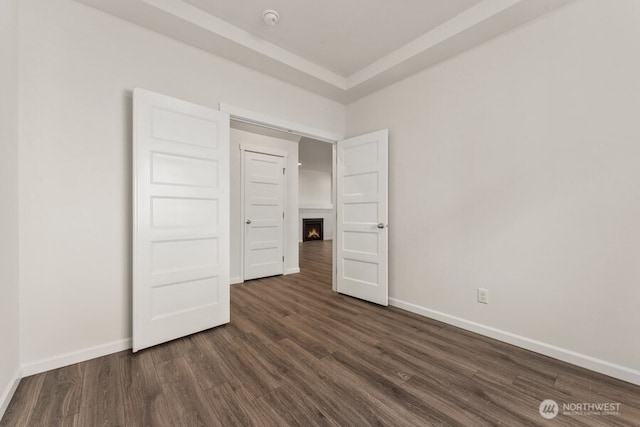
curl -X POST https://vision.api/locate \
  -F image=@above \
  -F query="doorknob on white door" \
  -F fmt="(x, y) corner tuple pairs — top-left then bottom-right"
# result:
(246, 219), (252, 224)
(377, 223), (386, 229)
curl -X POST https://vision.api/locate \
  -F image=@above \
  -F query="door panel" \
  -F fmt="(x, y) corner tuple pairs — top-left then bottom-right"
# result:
(133, 88), (230, 352)
(336, 129), (388, 306)
(244, 151), (285, 280)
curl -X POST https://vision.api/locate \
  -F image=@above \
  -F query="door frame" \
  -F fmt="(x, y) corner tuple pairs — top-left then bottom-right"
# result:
(240, 144), (288, 281)
(220, 103), (342, 290)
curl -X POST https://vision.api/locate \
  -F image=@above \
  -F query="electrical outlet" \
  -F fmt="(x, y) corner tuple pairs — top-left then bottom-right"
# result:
(477, 288), (489, 304)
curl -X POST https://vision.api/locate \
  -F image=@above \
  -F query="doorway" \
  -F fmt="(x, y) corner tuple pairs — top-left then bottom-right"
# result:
(298, 136), (335, 283)
(229, 121), (301, 284)
(222, 104), (389, 306)
(228, 121), (334, 285)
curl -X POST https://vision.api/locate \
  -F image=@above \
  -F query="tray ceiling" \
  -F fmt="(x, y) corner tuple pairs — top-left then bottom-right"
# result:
(74, 0), (573, 103)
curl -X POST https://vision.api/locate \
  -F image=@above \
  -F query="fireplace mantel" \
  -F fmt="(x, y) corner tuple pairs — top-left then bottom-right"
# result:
(299, 203), (333, 210)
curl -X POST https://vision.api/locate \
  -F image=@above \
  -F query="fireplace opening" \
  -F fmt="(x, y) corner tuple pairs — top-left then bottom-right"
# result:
(303, 218), (324, 242)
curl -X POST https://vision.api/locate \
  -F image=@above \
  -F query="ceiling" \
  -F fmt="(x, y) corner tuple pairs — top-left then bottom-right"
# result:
(74, 0), (573, 103)
(299, 138), (333, 173)
(182, 0), (482, 76)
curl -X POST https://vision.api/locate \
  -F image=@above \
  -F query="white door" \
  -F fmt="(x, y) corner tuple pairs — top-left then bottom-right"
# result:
(336, 129), (388, 306)
(132, 88), (230, 352)
(243, 151), (285, 280)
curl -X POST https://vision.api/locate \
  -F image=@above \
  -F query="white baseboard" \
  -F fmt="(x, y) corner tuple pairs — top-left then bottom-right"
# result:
(389, 298), (640, 386)
(0, 366), (21, 421)
(21, 338), (132, 377)
(233, 271), (298, 282)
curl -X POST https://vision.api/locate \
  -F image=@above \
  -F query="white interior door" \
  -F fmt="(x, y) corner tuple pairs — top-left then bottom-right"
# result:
(243, 151), (285, 280)
(336, 129), (388, 306)
(133, 88), (230, 352)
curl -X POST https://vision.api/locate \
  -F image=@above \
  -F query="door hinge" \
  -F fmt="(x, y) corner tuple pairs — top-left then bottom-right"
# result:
(283, 167), (286, 175)
(282, 211), (285, 218)
(282, 256), (285, 262)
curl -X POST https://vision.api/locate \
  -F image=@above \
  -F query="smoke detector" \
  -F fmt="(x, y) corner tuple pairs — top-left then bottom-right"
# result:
(262, 9), (280, 26)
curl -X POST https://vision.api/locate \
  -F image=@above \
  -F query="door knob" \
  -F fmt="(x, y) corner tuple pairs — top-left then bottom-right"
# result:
(246, 219), (252, 224)
(377, 223), (385, 229)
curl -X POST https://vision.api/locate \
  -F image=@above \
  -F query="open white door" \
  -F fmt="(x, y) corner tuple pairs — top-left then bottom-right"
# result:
(336, 129), (388, 306)
(133, 88), (230, 352)
(243, 151), (285, 280)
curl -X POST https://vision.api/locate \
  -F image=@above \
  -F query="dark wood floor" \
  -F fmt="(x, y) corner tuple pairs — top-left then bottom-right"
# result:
(3, 241), (640, 426)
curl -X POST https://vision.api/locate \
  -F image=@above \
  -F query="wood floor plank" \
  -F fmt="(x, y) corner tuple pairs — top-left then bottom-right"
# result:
(317, 355), (434, 426)
(467, 370), (556, 426)
(76, 352), (126, 426)
(238, 279), (299, 318)
(234, 302), (290, 344)
(154, 356), (222, 426)
(0, 374), (45, 427)
(331, 348), (411, 387)
(399, 375), (496, 426)
(269, 312), (334, 358)
(3, 241), (640, 426)
(117, 350), (170, 426)
(375, 337), (478, 382)
(28, 363), (84, 425)
(201, 327), (282, 399)
(289, 311), (381, 354)
(253, 386), (336, 427)
(274, 339), (399, 425)
(266, 339), (323, 385)
(205, 381), (268, 427)
(41, 412), (79, 427)
(180, 333), (232, 391)
(147, 336), (187, 366)
(122, 394), (172, 427)
(118, 351), (161, 408)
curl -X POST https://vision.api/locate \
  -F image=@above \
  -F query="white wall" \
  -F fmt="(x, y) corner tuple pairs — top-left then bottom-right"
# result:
(299, 169), (332, 207)
(298, 137), (333, 208)
(347, 0), (640, 382)
(18, 0), (345, 371)
(230, 128), (300, 283)
(0, 0), (21, 416)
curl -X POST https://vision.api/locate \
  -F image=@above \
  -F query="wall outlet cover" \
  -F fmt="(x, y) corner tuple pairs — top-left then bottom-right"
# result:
(478, 288), (489, 304)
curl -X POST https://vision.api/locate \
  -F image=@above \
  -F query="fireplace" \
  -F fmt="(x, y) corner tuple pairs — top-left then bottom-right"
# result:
(302, 218), (324, 242)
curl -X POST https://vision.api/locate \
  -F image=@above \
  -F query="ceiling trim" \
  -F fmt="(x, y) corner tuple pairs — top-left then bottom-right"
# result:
(141, 0), (346, 89)
(74, 0), (574, 103)
(347, 0), (521, 89)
